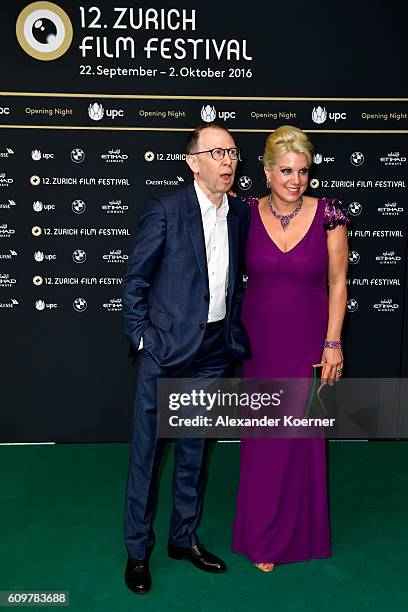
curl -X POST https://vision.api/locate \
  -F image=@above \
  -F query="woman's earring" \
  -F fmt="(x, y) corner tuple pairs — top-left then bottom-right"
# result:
(266, 177), (270, 189)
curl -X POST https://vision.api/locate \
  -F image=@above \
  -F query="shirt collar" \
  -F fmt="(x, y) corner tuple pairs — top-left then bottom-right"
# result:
(194, 180), (229, 217)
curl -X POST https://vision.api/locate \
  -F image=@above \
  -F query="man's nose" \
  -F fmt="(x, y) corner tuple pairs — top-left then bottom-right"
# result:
(222, 152), (233, 165)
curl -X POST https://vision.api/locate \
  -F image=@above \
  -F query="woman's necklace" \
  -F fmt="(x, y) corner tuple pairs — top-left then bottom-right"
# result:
(268, 195), (303, 231)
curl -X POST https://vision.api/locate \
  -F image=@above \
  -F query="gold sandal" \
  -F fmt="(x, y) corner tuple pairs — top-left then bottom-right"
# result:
(254, 563), (275, 572)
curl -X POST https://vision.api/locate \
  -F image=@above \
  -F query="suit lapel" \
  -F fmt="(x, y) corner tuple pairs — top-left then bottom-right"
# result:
(185, 184), (209, 285)
(227, 201), (239, 308)
(184, 186), (240, 302)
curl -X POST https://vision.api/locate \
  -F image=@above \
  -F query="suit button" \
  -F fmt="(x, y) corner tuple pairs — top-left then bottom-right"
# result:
(199, 323), (206, 329)
(204, 294), (209, 302)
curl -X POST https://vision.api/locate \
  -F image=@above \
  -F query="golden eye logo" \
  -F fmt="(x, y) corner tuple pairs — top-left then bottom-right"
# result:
(16, 2), (73, 61)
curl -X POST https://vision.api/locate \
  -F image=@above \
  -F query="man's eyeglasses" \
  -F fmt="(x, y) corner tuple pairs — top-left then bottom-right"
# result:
(188, 147), (241, 161)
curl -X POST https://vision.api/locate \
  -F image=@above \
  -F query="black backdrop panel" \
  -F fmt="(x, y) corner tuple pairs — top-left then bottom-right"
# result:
(1, 0), (406, 97)
(1, 1), (407, 441)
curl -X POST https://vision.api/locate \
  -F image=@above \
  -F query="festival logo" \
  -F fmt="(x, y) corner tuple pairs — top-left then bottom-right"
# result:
(144, 151), (155, 162)
(16, 2), (73, 61)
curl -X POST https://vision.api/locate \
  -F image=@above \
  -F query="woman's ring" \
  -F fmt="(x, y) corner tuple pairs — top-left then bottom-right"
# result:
(336, 367), (343, 374)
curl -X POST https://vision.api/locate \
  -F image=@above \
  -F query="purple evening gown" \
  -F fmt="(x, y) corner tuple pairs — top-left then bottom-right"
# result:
(231, 197), (349, 564)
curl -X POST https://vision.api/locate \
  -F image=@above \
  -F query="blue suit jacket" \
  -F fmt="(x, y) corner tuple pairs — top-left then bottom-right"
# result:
(122, 183), (251, 371)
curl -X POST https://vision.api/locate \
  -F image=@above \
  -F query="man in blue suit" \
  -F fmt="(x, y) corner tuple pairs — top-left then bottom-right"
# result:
(122, 123), (251, 594)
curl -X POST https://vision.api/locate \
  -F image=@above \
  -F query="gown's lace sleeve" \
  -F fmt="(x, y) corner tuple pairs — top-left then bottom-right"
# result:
(323, 197), (351, 231)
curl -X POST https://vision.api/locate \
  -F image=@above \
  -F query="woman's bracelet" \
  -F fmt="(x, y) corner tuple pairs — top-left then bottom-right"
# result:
(324, 339), (342, 349)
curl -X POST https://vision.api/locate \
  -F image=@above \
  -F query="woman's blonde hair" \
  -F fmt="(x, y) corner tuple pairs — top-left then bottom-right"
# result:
(263, 125), (313, 168)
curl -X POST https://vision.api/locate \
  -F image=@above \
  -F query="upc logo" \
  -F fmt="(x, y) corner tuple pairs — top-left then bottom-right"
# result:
(200, 105), (235, 122)
(88, 102), (124, 120)
(88, 103), (104, 121)
(312, 106), (327, 124)
(201, 105), (217, 122)
(312, 106), (346, 124)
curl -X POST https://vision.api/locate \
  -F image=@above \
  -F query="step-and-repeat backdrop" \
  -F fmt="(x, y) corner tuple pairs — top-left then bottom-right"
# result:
(1, 1), (407, 441)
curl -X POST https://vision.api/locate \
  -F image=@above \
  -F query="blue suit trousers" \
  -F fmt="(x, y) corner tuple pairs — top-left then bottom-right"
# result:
(124, 320), (233, 560)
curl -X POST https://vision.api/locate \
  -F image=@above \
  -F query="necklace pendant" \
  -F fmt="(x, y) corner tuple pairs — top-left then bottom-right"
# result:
(281, 218), (289, 231)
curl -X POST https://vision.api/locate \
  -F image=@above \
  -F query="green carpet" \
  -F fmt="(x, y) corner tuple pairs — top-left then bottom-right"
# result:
(1, 442), (407, 611)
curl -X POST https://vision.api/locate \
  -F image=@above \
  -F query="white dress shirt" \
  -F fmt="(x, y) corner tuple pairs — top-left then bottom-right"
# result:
(194, 181), (229, 322)
(139, 182), (229, 348)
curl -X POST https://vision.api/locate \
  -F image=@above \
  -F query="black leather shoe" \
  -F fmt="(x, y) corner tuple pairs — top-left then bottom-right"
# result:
(125, 557), (151, 594)
(168, 544), (226, 573)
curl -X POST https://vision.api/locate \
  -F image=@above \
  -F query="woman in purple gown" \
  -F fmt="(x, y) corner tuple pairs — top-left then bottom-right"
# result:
(231, 126), (350, 572)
